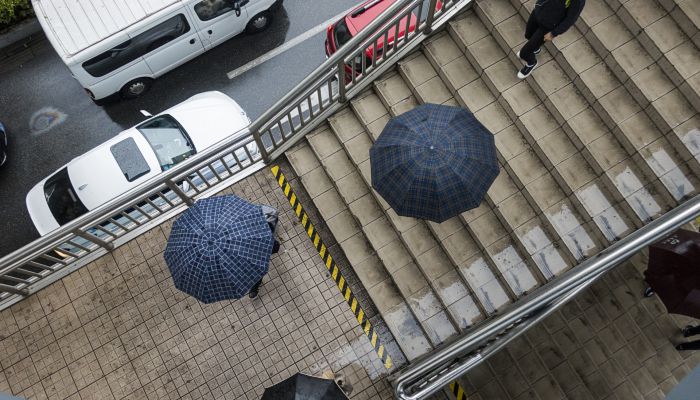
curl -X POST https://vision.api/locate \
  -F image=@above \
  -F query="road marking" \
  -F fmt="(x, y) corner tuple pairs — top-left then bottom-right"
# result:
(271, 165), (393, 370)
(227, 5), (356, 80)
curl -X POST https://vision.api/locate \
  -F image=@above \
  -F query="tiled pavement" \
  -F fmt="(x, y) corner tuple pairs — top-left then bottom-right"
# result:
(0, 164), (400, 400)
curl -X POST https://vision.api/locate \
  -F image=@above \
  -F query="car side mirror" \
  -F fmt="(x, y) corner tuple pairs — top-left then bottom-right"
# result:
(140, 110), (152, 118)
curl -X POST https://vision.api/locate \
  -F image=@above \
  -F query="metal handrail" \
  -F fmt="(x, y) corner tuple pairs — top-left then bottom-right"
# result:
(392, 195), (700, 400)
(0, 0), (474, 310)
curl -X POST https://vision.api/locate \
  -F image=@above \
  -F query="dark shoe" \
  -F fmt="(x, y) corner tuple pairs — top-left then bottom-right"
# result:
(643, 286), (655, 298)
(682, 325), (699, 337)
(248, 288), (259, 298)
(676, 343), (687, 351)
(517, 60), (537, 79)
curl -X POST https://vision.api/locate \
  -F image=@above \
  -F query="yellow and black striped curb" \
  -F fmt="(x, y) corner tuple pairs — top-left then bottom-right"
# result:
(271, 165), (392, 369)
(449, 381), (467, 400)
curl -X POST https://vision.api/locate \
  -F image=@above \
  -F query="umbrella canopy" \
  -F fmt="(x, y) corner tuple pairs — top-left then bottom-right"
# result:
(369, 103), (499, 222)
(261, 373), (348, 400)
(164, 195), (274, 303)
(644, 229), (700, 319)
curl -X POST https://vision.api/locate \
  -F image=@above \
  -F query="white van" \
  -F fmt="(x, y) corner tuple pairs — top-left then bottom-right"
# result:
(32, 0), (282, 102)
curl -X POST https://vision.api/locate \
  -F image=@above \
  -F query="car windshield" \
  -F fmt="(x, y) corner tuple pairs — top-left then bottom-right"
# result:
(334, 19), (353, 47)
(43, 167), (89, 226)
(137, 115), (196, 171)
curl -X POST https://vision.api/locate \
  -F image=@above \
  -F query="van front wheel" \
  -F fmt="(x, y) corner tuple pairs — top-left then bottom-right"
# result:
(246, 11), (272, 34)
(120, 78), (153, 99)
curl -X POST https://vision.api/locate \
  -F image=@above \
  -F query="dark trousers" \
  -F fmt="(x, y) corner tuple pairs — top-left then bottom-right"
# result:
(519, 13), (548, 66)
(250, 279), (262, 294)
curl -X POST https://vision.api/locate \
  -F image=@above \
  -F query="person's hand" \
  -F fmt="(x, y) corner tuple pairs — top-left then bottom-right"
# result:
(544, 32), (554, 41)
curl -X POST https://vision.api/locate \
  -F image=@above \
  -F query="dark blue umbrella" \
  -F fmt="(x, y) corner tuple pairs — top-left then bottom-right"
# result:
(164, 195), (274, 303)
(370, 104), (499, 222)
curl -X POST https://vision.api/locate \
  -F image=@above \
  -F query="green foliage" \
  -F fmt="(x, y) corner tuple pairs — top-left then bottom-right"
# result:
(0, 0), (33, 27)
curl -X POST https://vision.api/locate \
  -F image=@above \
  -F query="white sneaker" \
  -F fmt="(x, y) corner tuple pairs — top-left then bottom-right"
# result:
(517, 60), (538, 79)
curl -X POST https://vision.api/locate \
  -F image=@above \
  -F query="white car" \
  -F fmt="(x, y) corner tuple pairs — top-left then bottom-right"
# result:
(26, 91), (252, 236)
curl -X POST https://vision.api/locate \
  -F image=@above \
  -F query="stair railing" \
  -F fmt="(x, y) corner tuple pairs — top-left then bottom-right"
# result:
(0, 0), (475, 310)
(392, 195), (700, 400)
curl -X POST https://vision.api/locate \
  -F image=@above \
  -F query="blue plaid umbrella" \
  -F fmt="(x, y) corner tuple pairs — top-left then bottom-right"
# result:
(164, 195), (274, 303)
(370, 104), (499, 222)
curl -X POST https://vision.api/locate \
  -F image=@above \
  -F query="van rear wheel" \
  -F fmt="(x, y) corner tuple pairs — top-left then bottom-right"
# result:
(120, 78), (153, 99)
(246, 11), (272, 34)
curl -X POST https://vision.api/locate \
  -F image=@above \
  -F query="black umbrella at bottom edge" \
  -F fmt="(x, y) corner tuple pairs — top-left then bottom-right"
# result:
(261, 373), (348, 400)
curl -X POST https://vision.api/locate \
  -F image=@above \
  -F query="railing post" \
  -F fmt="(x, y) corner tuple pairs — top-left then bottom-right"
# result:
(71, 229), (114, 251)
(424, 0), (440, 34)
(337, 61), (347, 103)
(251, 129), (271, 163)
(0, 283), (28, 296)
(165, 180), (195, 207)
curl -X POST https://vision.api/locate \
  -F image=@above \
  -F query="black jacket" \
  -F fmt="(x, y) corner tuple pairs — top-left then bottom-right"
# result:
(533, 0), (586, 36)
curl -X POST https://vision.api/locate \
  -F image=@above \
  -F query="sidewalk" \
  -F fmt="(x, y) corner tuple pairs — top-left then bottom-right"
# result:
(0, 164), (399, 400)
(0, 17), (44, 74)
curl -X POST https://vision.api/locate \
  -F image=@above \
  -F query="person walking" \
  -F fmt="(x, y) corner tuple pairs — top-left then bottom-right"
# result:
(517, 0), (586, 79)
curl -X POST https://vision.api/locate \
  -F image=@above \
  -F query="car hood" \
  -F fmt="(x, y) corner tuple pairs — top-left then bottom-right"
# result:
(166, 91), (251, 151)
(26, 179), (60, 236)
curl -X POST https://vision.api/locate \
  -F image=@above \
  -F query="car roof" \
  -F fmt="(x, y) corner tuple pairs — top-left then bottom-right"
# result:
(67, 130), (161, 210)
(345, 0), (398, 35)
(31, 0), (182, 59)
(65, 91), (249, 211)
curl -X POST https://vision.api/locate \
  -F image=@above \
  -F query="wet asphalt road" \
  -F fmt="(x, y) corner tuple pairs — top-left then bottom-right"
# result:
(0, 0), (358, 258)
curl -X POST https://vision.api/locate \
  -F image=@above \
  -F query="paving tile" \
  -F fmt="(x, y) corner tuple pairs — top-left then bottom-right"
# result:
(375, 73), (413, 106)
(344, 132), (373, 165)
(398, 53), (437, 87)
(458, 79), (495, 112)
(532, 374), (566, 400)
(441, 56), (480, 90)
(449, 12), (490, 47)
(328, 109), (367, 142)
(467, 36), (506, 71)
(424, 33), (463, 67)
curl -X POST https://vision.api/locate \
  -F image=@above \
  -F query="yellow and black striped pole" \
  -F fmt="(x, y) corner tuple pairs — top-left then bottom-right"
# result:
(271, 165), (392, 369)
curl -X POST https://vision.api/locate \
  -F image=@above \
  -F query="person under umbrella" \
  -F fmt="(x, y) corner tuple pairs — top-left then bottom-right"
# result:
(369, 103), (499, 223)
(164, 195), (276, 302)
(261, 372), (350, 400)
(644, 229), (700, 350)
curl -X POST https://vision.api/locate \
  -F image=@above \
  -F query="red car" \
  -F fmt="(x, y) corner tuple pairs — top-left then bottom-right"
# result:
(325, 0), (421, 82)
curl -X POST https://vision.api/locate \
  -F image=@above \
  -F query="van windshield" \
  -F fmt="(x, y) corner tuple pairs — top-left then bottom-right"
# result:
(137, 115), (196, 171)
(43, 168), (89, 226)
(334, 19), (353, 47)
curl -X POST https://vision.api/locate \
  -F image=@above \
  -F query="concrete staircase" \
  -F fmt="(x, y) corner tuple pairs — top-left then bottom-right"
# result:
(285, 0), (699, 369)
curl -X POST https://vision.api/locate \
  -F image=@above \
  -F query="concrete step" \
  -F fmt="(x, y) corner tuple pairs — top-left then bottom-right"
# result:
(434, 25), (640, 244)
(469, 0), (699, 218)
(446, 15), (649, 249)
(285, 140), (433, 360)
(373, 71), (558, 294)
(343, 90), (500, 329)
(671, 0), (700, 48)
(305, 126), (463, 345)
(393, 49), (579, 280)
(606, 0), (700, 102)
(575, 0), (700, 163)
(328, 100), (488, 335)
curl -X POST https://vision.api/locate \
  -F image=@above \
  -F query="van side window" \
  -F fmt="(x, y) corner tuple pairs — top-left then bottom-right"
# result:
(195, 0), (235, 21)
(82, 14), (191, 78)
